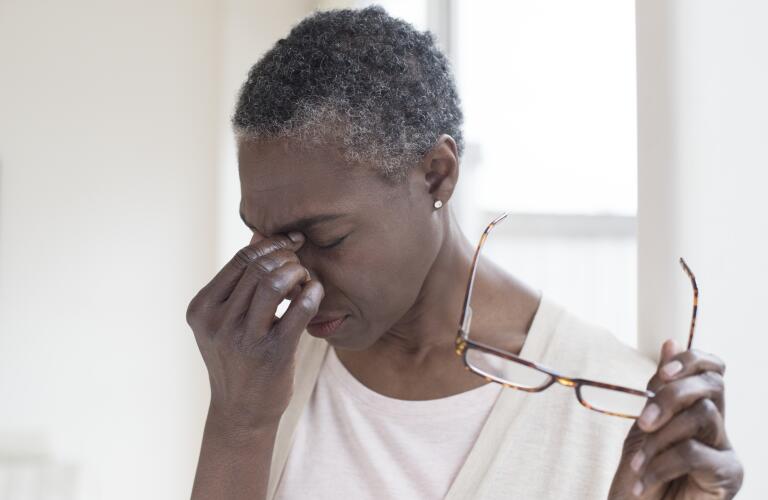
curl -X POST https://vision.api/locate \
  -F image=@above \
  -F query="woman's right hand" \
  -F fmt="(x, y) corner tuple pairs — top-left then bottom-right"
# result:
(186, 230), (324, 432)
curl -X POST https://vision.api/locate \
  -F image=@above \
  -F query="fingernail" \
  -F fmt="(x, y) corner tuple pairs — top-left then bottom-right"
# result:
(632, 480), (644, 497)
(661, 360), (683, 378)
(288, 231), (304, 243)
(630, 450), (645, 472)
(639, 403), (660, 429)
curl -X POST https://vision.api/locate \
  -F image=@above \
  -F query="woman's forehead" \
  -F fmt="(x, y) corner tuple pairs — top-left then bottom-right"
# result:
(238, 140), (385, 234)
(239, 178), (359, 235)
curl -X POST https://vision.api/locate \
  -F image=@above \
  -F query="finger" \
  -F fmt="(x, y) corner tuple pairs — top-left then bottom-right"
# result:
(243, 262), (312, 335)
(635, 440), (740, 497)
(658, 349), (727, 413)
(286, 283), (303, 301)
(631, 398), (726, 476)
(646, 339), (685, 392)
(271, 279), (325, 348)
(658, 349), (726, 382)
(219, 249), (302, 331)
(203, 233), (305, 303)
(661, 338), (684, 364)
(638, 371), (724, 433)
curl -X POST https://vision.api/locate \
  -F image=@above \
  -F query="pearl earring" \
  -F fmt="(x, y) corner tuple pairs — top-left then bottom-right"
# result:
(433, 200), (443, 209)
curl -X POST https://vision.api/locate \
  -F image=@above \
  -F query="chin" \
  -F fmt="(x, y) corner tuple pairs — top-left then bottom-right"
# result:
(321, 320), (379, 351)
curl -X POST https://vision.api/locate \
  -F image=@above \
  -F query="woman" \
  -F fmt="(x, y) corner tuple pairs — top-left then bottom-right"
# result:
(186, 7), (742, 499)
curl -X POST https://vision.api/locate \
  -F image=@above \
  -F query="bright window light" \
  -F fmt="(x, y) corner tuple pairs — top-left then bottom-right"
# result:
(455, 0), (637, 216)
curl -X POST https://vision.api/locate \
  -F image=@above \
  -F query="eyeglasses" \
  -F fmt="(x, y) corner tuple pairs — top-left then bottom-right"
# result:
(454, 212), (699, 419)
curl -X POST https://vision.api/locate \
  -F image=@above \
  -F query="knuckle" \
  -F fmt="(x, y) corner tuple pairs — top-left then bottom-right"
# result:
(704, 371), (725, 394)
(254, 236), (292, 256)
(622, 429), (644, 454)
(656, 385), (679, 409)
(690, 349), (726, 375)
(252, 255), (279, 275)
(281, 262), (308, 279)
(270, 248), (300, 264)
(687, 348), (703, 360)
(231, 327), (265, 354)
(647, 373), (663, 391)
(186, 293), (210, 327)
(639, 438), (656, 460)
(254, 335), (291, 370)
(261, 273), (289, 297)
(696, 398), (723, 445)
(732, 457), (745, 486)
(715, 355), (727, 375)
(676, 350), (695, 366)
(693, 399), (717, 430)
(185, 299), (200, 326)
(234, 247), (257, 265)
(700, 397), (719, 419)
(212, 324), (229, 341)
(299, 294), (320, 314)
(644, 467), (659, 486)
(677, 439), (697, 459)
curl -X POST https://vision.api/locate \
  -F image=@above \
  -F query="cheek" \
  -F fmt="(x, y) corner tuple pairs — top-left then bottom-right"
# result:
(330, 230), (438, 328)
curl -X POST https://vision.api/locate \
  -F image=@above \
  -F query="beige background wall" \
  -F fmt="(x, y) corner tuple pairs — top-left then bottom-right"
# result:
(0, 0), (314, 497)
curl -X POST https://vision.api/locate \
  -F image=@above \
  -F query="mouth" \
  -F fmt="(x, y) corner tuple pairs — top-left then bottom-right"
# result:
(307, 315), (348, 338)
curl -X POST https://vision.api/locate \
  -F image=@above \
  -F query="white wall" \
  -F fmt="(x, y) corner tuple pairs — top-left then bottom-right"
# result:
(215, 0), (317, 263)
(0, 1), (217, 498)
(637, 1), (768, 498)
(0, 1), (323, 497)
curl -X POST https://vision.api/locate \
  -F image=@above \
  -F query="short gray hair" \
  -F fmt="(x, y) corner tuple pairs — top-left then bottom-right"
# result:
(232, 6), (464, 183)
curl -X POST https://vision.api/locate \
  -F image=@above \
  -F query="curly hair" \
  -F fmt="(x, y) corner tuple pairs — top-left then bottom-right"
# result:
(232, 5), (464, 183)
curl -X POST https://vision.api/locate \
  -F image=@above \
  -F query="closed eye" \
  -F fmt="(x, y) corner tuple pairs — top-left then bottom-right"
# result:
(316, 235), (347, 250)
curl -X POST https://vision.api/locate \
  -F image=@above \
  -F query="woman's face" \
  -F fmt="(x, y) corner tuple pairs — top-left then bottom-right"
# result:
(237, 137), (446, 350)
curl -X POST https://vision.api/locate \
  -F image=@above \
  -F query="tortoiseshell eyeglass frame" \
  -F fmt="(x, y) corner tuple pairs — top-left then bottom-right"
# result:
(454, 212), (700, 419)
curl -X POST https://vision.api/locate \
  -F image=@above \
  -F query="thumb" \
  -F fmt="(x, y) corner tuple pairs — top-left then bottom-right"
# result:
(659, 338), (684, 366)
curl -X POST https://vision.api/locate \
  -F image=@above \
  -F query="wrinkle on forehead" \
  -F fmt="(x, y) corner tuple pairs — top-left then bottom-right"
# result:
(237, 137), (404, 234)
(241, 164), (366, 194)
(238, 138), (364, 191)
(240, 166), (377, 236)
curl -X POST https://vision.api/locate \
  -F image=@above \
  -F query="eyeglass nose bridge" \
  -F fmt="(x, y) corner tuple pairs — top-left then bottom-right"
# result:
(554, 376), (577, 388)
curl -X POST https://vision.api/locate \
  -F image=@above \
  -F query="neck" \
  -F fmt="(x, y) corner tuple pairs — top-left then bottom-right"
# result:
(334, 208), (541, 399)
(371, 208), (476, 361)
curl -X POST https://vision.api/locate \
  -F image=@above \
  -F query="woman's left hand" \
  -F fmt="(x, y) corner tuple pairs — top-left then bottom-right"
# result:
(608, 339), (743, 499)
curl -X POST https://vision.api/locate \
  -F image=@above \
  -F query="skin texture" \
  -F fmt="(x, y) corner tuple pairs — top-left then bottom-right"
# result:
(187, 134), (742, 499)
(609, 340), (743, 499)
(237, 134), (540, 399)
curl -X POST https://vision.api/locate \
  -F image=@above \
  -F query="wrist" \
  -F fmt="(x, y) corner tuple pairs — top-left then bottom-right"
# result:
(204, 405), (281, 448)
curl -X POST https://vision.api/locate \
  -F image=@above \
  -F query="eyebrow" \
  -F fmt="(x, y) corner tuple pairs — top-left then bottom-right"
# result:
(239, 210), (347, 235)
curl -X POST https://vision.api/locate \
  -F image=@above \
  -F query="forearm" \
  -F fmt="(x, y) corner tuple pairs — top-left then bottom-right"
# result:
(191, 409), (279, 500)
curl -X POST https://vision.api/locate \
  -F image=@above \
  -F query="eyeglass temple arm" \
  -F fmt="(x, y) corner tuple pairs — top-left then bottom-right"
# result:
(458, 212), (510, 340)
(679, 257), (698, 350)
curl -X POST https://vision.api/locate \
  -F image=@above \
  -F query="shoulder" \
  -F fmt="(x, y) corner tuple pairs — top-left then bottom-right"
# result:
(543, 297), (656, 387)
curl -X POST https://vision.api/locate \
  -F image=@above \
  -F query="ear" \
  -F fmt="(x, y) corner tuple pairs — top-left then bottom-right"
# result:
(416, 134), (459, 206)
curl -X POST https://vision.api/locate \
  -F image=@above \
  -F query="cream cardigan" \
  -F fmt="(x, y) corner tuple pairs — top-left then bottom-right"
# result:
(266, 294), (656, 499)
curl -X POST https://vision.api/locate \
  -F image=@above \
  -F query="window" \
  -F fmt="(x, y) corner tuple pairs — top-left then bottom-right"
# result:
(359, 0), (638, 345)
(452, 1), (638, 345)
(455, 0), (637, 215)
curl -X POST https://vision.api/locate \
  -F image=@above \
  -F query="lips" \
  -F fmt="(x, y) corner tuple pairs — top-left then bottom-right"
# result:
(306, 315), (348, 338)
(309, 313), (347, 325)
